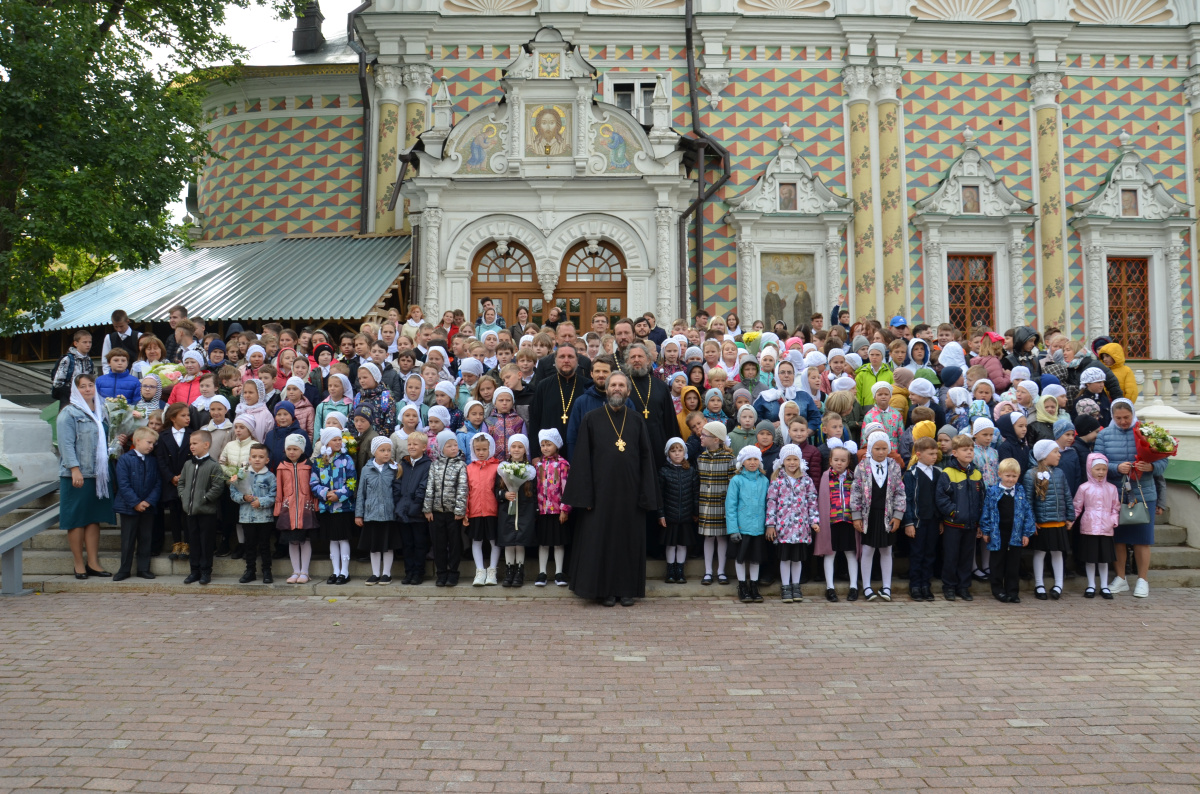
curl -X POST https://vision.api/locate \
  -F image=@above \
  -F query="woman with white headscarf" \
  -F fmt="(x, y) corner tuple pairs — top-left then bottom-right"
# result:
(751, 359), (821, 433)
(57, 372), (116, 578)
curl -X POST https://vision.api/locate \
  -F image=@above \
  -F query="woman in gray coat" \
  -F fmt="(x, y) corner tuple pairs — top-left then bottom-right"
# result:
(56, 373), (116, 578)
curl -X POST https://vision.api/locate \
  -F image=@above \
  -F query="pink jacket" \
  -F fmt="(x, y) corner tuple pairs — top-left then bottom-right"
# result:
(969, 355), (1011, 392)
(1072, 453), (1120, 536)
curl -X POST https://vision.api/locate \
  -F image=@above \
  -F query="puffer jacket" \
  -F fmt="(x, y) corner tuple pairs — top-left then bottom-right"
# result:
(935, 459), (985, 528)
(1073, 453), (1120, 536)
(1023, 465), (1075, 524)
(392, 454), (431, 523)
(355, 461), (397, 523)
(230, 467), (277, 523)
(423, 455), (468, 515)
(113, 450), (161, 515)
(980, 482), (1037, 551)
(658, 462), (700, 524)
(724, 466), (769, 537)
(969, 354), (1011, 392)
(274, 459), (316, 529)
(465, 458), (500, 518)
(1098, 343), (1138, 403)
(1094, 421), (1166, 505)
(309, 452), (356, 514)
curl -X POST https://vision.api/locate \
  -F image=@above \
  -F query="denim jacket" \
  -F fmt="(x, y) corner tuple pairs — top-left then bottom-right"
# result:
(230, 467), (277, 524)
(57, 405), (110, 479)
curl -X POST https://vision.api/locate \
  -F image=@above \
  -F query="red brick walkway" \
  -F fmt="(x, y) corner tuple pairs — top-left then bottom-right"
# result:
(2, 591), (1199, 792)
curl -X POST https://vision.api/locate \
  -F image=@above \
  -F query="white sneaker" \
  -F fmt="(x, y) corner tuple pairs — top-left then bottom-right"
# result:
(1133, 578), (1149, 598)
(1109, 576), (1129, 594)
(472, 568), (486, 587)
(485, 567), (498, 586)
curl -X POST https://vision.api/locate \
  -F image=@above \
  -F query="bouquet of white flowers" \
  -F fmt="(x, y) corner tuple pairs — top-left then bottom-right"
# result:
(104, 396), (137, 459)
(497, 461), (535, 516)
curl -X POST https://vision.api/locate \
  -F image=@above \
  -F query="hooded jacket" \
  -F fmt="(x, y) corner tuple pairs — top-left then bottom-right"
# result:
(725, 465), (769, 538)
(1002, 327), (1042, 378)
(96, 369), (141, 403)
(904, 338), (933, 373)
(263, 401), (312, 470)
(1098, 343), (1138, 402)
(994, 413), (1032, 481)
(1073, 453), (1120, 537)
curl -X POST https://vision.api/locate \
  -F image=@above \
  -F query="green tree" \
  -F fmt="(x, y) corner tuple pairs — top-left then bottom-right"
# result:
(0, 0), (297, 334)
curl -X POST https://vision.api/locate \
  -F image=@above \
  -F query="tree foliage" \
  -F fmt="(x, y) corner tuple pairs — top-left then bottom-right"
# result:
(0, 0), (298, 334)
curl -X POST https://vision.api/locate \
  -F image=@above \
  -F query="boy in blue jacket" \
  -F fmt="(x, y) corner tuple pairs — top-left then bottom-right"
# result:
(113, 427), (162, 581)
(935, 434), (985, 601)
(96, 348), (141, 402)
(980, 458), (1037, 603)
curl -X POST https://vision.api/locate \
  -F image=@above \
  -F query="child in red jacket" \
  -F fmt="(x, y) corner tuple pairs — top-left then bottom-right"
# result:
(466, 434), (501, 586)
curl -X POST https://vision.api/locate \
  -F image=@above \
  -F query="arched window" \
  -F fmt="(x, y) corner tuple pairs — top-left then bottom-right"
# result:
(564, 241), (623, 282)
(474, 242), (534, 283)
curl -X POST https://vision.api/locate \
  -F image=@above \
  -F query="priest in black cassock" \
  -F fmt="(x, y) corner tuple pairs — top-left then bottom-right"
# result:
(527, 344), (588, 457)
(563, 371), (659, 607)
(624, 342), (679, 560)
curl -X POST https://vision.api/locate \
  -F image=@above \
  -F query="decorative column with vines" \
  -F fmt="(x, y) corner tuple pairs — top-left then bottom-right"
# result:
(372, 65), (404, 235)
(874, 65), (905, 321)
(1031, 70), (1066, 330)
(844, 64), (876, 320)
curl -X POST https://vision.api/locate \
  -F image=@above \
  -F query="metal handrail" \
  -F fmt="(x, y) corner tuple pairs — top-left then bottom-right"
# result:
(0, 481), (60, 596)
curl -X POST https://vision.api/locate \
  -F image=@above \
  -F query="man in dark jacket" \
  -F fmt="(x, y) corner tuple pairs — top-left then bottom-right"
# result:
(564, 355), (633, 460)
(935, 434), (985, 601)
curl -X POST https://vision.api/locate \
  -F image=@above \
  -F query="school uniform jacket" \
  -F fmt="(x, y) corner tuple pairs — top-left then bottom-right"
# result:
(980, 483), (1037, 551)
(935, 460), (985, 529)
(849, 458), (906, 523)
(154, 428), (192, 503)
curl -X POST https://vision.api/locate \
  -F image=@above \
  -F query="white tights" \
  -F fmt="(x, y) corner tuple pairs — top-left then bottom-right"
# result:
(779, 560), (803, 586)
(328, 540), (351, 577)
(503, 546), (526, 565)
(1033, 550), (1064, 590)
(664, 545), (688, 564)
(288, 541), (312, 575)
(860, 545), (893, 591)
(370, 550), (394, 577)
(734, 562), (760, 582)
(472, 540), (501, 571)
(1085, 562), (1110, 590)
(539, 545), (565, 574)
(824, 552), (858, 590)
(704, 536), (728, 576)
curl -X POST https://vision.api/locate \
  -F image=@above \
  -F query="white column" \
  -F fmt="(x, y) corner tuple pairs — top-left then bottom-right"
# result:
(1008, 236), (1027, 329)
(1083, 242), (1108, 343)
(736, 239), (756, 330)
(923, 240), (943, 326)
(1167, 242), (1187, 359)
(655, 207), (676, 322)
(422, 207), (443, 315)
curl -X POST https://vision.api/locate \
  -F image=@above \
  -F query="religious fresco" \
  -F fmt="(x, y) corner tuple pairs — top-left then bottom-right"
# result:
(594, 120), (642, 172)
(455, 117), (503, 174)
(527, 105), (572, 156)
(761, 252), (816, 331)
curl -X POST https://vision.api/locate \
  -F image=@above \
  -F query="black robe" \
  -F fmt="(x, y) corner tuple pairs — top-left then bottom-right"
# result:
(626, 371), (680, 471)
(527, 371), (589, 451)
(563, 406), (658, 599)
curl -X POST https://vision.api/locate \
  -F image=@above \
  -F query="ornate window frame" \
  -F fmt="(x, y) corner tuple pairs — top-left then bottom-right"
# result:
(1069, 132), (1192, 359)
(913, 128), (1034, 328)
(725, 134), (852, 328)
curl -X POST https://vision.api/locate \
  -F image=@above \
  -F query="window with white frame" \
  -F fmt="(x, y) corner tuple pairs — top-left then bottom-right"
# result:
(602, 72), (668, 126)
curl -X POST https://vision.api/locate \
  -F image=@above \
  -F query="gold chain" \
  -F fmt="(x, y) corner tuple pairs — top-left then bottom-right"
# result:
(604, 405), (628, 452)
(629, 373), (651, 418)
(557, 374), (576, 424)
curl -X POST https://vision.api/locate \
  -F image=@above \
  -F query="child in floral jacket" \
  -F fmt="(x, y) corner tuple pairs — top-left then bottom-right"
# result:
(766, 444), (820, 604)
(535, 429), (571, 587)
(310, 427), (358, 585)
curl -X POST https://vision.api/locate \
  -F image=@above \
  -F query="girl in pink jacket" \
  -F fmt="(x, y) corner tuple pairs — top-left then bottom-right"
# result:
(1072, 452), (1120, 599)
(969, 333), (1011, 393)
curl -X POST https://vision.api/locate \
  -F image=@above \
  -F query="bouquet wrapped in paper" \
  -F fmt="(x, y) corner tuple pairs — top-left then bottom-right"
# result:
(104, 396), (137, 458)
(1133, 421), (1179, 478)
(146, 361), (186, 395)
(230, 466), (255, 497)
(497, 462), (535, 516)
(741, 331), (762, 356)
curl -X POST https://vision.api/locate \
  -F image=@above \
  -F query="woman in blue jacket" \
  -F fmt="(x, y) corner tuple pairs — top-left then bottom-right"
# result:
(1094, 398), (1166, 599)
(725, 446), (770, 604)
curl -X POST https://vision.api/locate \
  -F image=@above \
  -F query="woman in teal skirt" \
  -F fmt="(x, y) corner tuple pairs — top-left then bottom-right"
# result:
(57, 373), (116, 578)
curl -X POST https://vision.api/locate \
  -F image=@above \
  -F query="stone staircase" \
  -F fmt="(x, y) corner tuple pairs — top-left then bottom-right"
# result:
(5, 491), (1200, 597)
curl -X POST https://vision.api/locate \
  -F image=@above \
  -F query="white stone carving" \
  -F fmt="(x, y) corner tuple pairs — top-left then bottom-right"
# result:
(655, 207), (675, 321)
(1068, 0), (1176, 24)
(1083, 244), (1107, 344)
(402, 63), (433, 95)
(908, 0), (1019, 20)
(1008, 237), (1027, 328)
(445, 215), (551, 277)
(590, 0), (683, 11)
(1069, 130), (1190, 221)
(699, 69), (730, 109)
(736, 0), (832, 14)
(1185, 76), (1200, 114)
(825, 233), (844, 313)
(736, 240), (757, 330)
(842, 64), (874, 104)
(728, 139), (854, 215)
(373, 64), (405, 105)
(923, 239), (944, 325)
(441, 0), (537, 14)
(914, 127), (1035, 218)
(422, 207), (443, 314)
(872, 65), (904, 104)
(546, 215), (648, 273)
(1029, 71), (1063, 109)
(1167, 243), (1187, 358)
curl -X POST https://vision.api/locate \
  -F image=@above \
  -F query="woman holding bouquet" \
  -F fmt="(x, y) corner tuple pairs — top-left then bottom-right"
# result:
(1094, 399), (1168, 599)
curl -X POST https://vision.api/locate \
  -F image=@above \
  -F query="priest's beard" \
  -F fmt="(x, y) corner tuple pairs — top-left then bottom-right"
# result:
(629, 365), (650, 378)
(607, 392), (626, 409)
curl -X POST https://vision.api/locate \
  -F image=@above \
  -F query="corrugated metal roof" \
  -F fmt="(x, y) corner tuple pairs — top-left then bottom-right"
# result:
(25, 236), (410, 332)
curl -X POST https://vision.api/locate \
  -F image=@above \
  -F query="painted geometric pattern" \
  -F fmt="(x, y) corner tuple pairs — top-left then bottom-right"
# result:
(1060, 74), (1193, 349)
(904, 70), (1035, 326)
(201, 114), (363, 240)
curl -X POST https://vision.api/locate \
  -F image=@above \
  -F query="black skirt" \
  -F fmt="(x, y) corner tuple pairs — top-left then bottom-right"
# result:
(357, 520), (401, 552)
(730, 534), (766, 564)
(776, 542), (810, 562)
(318, 511), (354, 543)
(863, 484), (894, 548)
(1080, 534), (1116, 564)
(467, 514), (498, 543)
(1032, 523), (1070, 552)
(538, 512), (571, 547)
(829, 520), (857, 553)
(278, 528), (309, 545)
(660, 520), (694, 549)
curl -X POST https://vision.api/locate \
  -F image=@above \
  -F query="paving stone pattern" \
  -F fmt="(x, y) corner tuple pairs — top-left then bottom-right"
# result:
(2, 591), (1200, 793)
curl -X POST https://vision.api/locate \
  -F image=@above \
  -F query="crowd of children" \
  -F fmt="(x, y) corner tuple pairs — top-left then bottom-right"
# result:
(72, 301), (1164, 601)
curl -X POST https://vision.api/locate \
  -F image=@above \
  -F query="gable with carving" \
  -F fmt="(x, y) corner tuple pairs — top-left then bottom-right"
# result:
(1068, 131), (1191, 221)
(728, 137), (852, 215)
(914, 129), (1034, 217)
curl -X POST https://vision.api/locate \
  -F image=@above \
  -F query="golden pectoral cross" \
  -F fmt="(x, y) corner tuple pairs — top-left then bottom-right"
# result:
(561, 412), (568, 423)
(615, 439), (626, 452)
(642, 408), (650, 418)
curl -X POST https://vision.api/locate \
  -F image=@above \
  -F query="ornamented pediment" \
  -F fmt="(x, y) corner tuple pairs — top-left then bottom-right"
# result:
(417, 27), (683, 180)
(914, 128), (1034, 218)
(908, 0), (1019, 20)
(727, 131), (852, 215)
(1069, 130), (1191, 221)
(1068, 0), (1177, 24)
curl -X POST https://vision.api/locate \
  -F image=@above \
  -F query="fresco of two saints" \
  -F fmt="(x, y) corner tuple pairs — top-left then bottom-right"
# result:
(761, 253), (815, 332)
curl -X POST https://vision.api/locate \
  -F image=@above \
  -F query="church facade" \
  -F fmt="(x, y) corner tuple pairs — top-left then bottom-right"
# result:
(195, 0), (1200, 358)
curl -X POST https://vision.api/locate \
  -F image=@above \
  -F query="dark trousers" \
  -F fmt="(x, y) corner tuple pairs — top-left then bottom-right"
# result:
(430, 512), (463, 578)
(941, 524), (976, 592)
(397, 520), (431, 578)
(241, 522), (274, 574)
(117, 511), (154, 575)
(185, 514), (218, 574)
(163, 499), (184, 545)
(217, 494), (237, 546)
(990, 532), (1022, 599)
(909, 518), (940, 590)
(151, 504), (166, 555)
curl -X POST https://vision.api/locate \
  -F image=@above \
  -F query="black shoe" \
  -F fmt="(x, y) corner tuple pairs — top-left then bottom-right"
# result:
(664, 563), (675, 584)
(995, 593), (1009, 603)
(535, 572), (548, 587)
(750, 581), (763, 603)
(554, 572), (567, 586)
(183, 573), (200, 584)
(717, 573), (730, 585)
(675, 563), (687, 584)
(909, 586), (924, 602)
(738, 582), (752, 603)
(924, 588), (936, 602)
(85, 566), (111, 577)
(513, 565), (524, 588)
(239, 571), (257, 584)
(825, 587), (838, 602)
(864, 588), (877, 602)
(601, 596), (617, 607)
(137, 571), (155, 580)
(112, 571), (130, 582)
(199, 573), (211, 585)
(701, 573), (713, 586)
(957, 588), (973, 601)
(847, 587), (859, 602)
(262, 571), (273, 584)
(435, 574), (447, 587)
(1084, 587), (1096, 599)
(1008, 595), (1020, 603)
(336, 575), (349, 585)
(1050, 586), (1061, 600)
(501, 564), (515, 588)
(1035, 585), (1048, 600)
(973, 569), (989, 583)
(326, 573), (338, 585)
(378, 574), (391, 586)
(446, 574), (459, 587)
(230, 547), (244, 560)
(214, 543), (231, 558)
(619, 597), (634, 607)
(942, 588), (955, 601)
(1100, 588), (1113, 600)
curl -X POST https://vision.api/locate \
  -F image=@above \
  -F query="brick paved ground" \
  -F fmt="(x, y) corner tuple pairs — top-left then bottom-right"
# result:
(2, 591), (1199, 793)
